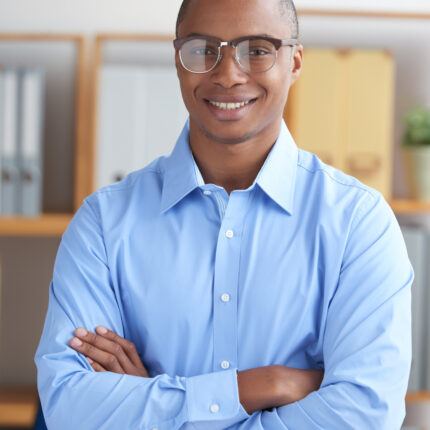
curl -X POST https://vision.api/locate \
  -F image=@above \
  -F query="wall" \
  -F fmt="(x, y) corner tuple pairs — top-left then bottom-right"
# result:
(0, 0), (182, 34)
(1, 0), (430, 34)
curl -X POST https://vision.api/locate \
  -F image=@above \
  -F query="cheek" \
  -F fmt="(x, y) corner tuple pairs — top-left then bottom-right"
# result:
(178, 74), (200, 111)
(262, 75), (290, 110)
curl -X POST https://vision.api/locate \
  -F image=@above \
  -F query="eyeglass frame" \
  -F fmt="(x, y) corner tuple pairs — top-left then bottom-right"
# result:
(173, 35), (298, 74)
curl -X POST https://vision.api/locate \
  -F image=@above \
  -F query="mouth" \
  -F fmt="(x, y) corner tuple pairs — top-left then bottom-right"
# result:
(203, 97), (258, 121)
(207, 99), (256, 110)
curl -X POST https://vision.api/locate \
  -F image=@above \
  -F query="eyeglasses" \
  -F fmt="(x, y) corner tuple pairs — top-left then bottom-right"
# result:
(173, 35), (298, 74)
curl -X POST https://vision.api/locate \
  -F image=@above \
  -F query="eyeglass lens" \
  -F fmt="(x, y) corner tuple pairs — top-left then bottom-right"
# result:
(179, 38), (277, 73)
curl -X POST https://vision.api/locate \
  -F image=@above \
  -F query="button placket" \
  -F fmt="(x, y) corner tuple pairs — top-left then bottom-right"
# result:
(212, 190), (254, 375)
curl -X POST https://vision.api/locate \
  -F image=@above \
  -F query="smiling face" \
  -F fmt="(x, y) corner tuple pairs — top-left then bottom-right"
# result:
(175, 0), (303, 145)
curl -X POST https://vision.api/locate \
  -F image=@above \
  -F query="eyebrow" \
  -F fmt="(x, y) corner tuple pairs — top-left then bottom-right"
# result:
(182, 32), (279, 40)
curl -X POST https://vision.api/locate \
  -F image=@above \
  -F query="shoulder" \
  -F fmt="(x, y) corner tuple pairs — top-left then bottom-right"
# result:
(295, 148), (385, 216)
(70, 157), (167, 236)
(297, 149), (379, 201)
(85, 157), (166, 208)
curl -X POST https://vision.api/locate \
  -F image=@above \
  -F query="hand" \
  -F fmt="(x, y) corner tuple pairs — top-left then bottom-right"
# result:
(278, 366), (324, 404)
(237, 365), (324, 415)
(70, 326), (149, 377)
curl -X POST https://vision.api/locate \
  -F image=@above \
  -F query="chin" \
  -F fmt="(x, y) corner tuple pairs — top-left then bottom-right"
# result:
(200, 125), (258, 145)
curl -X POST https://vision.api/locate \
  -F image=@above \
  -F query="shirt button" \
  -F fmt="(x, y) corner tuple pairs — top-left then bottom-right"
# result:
(221, 293), (230, 302)
(210, 403), (220, 413)
(221, 360), (230, 369)
(226, 229), (234, 238)
(203, 190), (211, 195)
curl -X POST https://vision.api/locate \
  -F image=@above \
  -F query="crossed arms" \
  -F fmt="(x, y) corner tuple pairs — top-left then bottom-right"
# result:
(69, 325), (324, 415)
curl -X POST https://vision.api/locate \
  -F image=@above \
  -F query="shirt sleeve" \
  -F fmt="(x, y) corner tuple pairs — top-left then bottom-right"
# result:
(35, 197), (249, 430)
(228, 192), (413, 430)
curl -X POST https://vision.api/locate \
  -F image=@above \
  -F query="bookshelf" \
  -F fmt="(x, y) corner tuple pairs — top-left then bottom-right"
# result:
(0, 34), (89, 236)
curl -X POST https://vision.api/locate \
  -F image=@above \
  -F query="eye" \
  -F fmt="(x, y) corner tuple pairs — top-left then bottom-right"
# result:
(249, 48), (270, 56)
(193, 48), (217, 56)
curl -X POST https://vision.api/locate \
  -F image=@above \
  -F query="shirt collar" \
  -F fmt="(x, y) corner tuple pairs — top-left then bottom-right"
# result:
(254, 120), (298, 215)
(160, 119), (199, 214)
(161, 119), (298, 215)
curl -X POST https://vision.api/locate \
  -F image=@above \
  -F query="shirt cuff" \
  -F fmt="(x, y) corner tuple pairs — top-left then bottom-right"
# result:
(185, 368), (250, 425)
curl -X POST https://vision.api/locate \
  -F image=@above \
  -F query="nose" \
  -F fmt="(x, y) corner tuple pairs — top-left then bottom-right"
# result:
(210, 46), (248, 88)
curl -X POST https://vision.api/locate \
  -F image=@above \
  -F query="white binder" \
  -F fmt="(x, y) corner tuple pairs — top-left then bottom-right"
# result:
(0, 69), (20, 215)
(18, 69), (45, 216)
(96, 64), (188, 190)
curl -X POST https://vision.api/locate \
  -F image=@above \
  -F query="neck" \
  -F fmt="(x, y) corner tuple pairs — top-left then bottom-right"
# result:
(188, 119), (282, 195)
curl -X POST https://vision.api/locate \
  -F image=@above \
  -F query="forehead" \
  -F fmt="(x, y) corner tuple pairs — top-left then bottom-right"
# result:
(178, 0), (291, 40)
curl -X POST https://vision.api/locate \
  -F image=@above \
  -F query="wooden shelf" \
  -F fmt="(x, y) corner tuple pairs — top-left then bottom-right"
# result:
(0, 213), (73, 237)
(0, 386), (38, 427)
(389, 199), (430, 214)
(406, 391), (430, 403)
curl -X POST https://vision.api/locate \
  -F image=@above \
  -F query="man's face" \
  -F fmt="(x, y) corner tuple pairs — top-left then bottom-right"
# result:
(175, 0), (303, 145)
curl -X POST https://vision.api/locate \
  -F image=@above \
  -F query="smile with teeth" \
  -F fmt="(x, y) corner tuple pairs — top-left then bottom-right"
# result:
(208, 100), (252, 110)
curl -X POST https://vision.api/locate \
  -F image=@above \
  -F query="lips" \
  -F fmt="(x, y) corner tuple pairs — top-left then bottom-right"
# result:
(208, 100), (251, 110)
(203, 97), (258, 120)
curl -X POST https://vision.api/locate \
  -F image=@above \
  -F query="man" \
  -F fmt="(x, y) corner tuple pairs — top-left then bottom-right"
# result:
(36, 0), (412, 428)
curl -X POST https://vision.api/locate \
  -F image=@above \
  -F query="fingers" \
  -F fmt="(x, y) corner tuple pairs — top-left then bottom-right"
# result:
(70, 328), (129, 374)
(95, 326), (147, 372)
(86, 357), (107, 372)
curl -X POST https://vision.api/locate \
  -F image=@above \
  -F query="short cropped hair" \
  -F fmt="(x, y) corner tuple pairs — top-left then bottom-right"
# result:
(175, 0), (299, 39)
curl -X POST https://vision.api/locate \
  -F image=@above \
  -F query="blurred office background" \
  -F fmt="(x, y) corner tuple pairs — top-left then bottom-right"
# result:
(1, 0), (430, 428)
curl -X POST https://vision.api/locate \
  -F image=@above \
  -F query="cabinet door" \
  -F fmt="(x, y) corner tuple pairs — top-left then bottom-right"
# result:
(343, 50), (394, 199)
(285, 48), (345, 170)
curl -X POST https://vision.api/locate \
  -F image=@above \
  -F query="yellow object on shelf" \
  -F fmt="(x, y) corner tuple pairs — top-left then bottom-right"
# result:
(285, 48), (394, 200)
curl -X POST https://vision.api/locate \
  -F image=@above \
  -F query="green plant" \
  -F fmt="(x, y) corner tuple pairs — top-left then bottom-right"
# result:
(403, 106), (430, 146)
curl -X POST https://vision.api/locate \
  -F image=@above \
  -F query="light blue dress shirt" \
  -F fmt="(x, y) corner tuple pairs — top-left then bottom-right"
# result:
(36, 120), (412, 429)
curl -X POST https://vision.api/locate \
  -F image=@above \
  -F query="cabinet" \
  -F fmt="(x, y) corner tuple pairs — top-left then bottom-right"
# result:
(285, 48), (394, 199)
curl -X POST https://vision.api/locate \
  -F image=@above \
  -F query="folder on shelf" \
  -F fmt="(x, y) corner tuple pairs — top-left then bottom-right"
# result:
(401, 225), (427, 392)
(96, 64), (188, 190)
(17, 68), (45, 217)
(0, 68), (20, 215)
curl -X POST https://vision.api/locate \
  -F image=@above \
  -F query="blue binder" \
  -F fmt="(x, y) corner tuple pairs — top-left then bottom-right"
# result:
(0, 68), (20, 215)
(17, 68), (45, 216)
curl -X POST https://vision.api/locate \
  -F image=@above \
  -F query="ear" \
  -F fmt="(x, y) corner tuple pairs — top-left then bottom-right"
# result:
(175, 49), (181, 77)
(289, 43), (303, 86)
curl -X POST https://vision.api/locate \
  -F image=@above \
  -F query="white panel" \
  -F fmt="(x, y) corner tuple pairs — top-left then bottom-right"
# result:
(142, 67), (187, 168)
(96, 63), (187, 190)
(97, 65), (148, 189)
